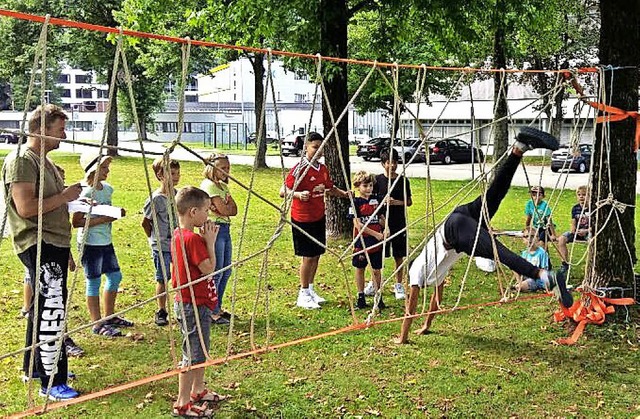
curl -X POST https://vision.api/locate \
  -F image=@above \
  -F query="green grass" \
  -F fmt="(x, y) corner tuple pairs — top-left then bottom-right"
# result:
(0, 152), (638, 417)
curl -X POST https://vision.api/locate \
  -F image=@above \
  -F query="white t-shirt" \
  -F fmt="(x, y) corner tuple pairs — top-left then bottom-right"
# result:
(409, 225), (462, 288)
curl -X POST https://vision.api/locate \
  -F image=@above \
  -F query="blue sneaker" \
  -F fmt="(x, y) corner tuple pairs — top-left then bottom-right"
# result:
(39, 384), (80, 401)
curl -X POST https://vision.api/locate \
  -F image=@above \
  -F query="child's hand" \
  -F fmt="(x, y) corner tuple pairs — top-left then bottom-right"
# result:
(68, 256), (76, 272)
(297, 191), (310, 201)
(200, 220), (220, 243)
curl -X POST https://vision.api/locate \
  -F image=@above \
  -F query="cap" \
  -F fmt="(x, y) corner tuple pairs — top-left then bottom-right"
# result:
(80, 151), (112, 174)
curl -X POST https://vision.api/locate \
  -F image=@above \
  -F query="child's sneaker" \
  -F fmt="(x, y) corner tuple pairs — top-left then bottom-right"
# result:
(309, 287), (326, 304)
(548, 269), (574, 308)
(296, 289), (320, 309)
(39, 384), (79, 401)
(356, 293), (368, 309)
(516, 127), (559, 151)
(375, 298), (386, 310)
(393, 283), (406, 300)
(155, 308), (169, 326)
(363, 281), (375, 296)
(64, 337), (84, 357)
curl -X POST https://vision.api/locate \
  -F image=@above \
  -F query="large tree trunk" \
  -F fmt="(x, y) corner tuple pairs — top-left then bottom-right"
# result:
(491, 1), (509, 165)
(585, 0), (639, 289)
(251, 53), (268, 169)
(320, 0), (351, 238)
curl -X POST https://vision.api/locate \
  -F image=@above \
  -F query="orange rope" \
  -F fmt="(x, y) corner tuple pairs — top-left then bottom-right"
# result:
(553, 289), (636, 345)
(8, 293), (549, 418)
(0, 8), (600, 74)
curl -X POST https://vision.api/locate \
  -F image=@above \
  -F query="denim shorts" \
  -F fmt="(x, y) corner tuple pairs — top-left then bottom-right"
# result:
(80, 244), (120, 278)
(352, 250), (383, 269)
(174, 302), (211, 366)
(525, 277), (548, 291)
(153, 250), (172, 283)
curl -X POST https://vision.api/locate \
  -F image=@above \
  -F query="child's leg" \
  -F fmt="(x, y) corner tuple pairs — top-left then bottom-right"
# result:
(103, 271), (123, 318)
(557, 234), (569, 263)
(394, 256), (404, 284)
(191, 367), (206, 396)
(415, 282), (444, 335)
(300, 255), (320, 288)
(86, 276), (102, 322)
(213, 225), (233, 313)
(395, 285), (420, 344)
(371, 268), (382, 291)
(22, 278), (33, 313)
(516, 280), (531, 291)
(177, 370), (196, 407)
(156, 282), (167, 310)
(355, 267), (366, 293)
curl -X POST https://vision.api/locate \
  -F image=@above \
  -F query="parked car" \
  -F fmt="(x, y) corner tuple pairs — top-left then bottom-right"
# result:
(425, 138), (484, 164)
(393, 138), (424, 163)
(550, 144), (592, 173)
(356, 137), (394, 161)
(0, 132), (20, 144)
(248, 131), (279, 144)
(281, 134), (305, 157)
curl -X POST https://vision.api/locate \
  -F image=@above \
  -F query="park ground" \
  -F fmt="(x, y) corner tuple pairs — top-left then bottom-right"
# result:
(0, 150), (638, 418)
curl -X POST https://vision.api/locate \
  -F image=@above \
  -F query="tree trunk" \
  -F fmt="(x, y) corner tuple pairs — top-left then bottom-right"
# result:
(551, 86), (564, 141)
(491, 1), (509, 165)
(139, 119), (148, 142)
(585, 0), (639, 289)
(251, 53), (268, 168)
(320, 0), (351, 238)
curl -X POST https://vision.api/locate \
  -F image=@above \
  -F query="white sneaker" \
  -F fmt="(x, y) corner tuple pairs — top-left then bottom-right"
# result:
(364, 281), (375, 296)
(394, 283), (406, 300)
(309, 287), (326, 304)
(296, 289), (321, 309)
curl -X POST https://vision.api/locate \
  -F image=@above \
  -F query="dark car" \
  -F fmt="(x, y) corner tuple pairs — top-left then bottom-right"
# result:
(356, 137), (394, 161)
(426, 139), (484, 164)
(0, 132), (21, 144)
(281, 134), (305, 157)
(550, 144), (592, 173)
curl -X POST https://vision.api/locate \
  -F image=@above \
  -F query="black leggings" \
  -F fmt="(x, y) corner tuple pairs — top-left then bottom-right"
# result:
(18, 243), (70, 388)
(443, 153), (540, 279)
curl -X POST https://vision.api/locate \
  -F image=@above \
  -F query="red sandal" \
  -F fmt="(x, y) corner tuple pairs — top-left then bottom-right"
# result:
(191, 388), (227, 403)
(172, 401), (212, 418)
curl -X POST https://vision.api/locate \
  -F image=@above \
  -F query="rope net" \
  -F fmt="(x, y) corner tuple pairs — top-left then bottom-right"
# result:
(0, 9), (633, 418)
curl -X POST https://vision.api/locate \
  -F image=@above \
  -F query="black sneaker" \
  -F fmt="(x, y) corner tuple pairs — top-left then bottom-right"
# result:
(548, 269), (573, 308)
(356, 293), (368, 309)
(376, 298), (386, 310)
(516, 127), (559, 151)
(155, 308), (168, 326)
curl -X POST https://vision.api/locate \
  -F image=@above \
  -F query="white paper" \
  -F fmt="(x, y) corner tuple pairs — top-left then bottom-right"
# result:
(68, 200), (123, 219)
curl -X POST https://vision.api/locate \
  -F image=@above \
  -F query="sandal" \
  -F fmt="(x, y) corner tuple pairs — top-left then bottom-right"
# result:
(92, 323), (122, 337)
(107, 316), (134, 327)
(172, 401), (212, 418)
(191, 388), (226, 403)
(65, 337), (85, 357)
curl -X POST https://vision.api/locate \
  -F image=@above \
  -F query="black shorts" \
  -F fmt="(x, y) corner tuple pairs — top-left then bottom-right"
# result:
(292, 217), (326, 257)
(352, 250), (383, 269)
(384, 230), (407, 258)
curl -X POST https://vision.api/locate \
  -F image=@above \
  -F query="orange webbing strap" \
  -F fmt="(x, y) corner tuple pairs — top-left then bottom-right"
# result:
(553, 290), (636, 345)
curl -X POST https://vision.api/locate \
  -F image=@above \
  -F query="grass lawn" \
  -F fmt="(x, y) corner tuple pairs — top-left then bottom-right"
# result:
(0, 151), (638, 418)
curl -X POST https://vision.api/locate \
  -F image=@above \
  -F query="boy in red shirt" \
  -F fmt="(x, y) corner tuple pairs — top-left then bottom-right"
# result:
(281, 132), (350, 309)
(171, 186), (223, 417)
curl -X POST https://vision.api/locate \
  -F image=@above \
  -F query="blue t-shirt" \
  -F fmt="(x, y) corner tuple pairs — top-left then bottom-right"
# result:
(524, 199), (552, 229)
(77, 182), (114, 246)
(348, 195), (384, 253)
(520, 246), (549, 279)
(571, 203), (590, 231)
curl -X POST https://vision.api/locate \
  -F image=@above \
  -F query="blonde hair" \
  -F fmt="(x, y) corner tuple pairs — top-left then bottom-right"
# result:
(353, 170), (374, 187)
(202, 153), (229, 181)
(28, 104), (68, 136)
(152, 157), (180, 181)
(576, 185), (588, 195)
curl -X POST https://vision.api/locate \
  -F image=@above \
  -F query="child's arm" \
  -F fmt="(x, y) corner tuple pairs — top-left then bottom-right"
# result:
(281, 185), (310, 201)
(547, 217), (557, 240)
(196, 220), (219, 275)
(354, 219), (384, 241)
(210, 195), (238, 217)
(326, 186), (351, 199)
(71, 212), (116, 228)
(524, 214), (532, 229)
(141, 217), (152, 238)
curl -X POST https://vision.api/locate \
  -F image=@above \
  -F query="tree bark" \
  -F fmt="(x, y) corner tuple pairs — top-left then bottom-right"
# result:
(491, 0), (509, 165)
(251, 53), (268, 169)
(585, 0), (639, 289)
(320, 0), (351, 238)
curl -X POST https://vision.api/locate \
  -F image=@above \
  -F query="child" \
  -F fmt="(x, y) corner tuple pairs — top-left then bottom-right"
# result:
(142, 157), (181, 326)
(513, 227), (551, 292)
(72, 152), (131, 338)
(557, 185), (590, 268)
(172, 186), (222, 417)
(369, 148), (412, 300)
(524, 185), (557, 249)
(349, 171), (388, 309)
(280, 132), (351, 309)
(200, 153), (237, 325)
(395, 128), (572, 344)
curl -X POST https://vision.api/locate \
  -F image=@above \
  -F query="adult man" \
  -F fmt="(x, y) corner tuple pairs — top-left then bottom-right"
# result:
(2, 104), (82, 400)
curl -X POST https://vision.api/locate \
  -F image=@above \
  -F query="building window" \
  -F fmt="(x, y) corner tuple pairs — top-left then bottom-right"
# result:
(183, 122), (192, 133)
(191, 123), (205, 133)
(185, 76), (198, 92)
(294, 93), (306, 103)
(71, 121), (93, 131)
(157, 122), (178, 132)
(185, 95), (198, 103)
(60, 89), (71, 98)
(294, 72), (308, 81)
(75, 74), (92, 84)
(58, 74), (70, 84)
(76, 88), (93, 99)
(97, 89), (109, 99)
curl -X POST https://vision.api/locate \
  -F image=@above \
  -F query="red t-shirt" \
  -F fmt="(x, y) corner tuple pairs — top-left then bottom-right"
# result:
(285, 158), (334, 223)
(171, 228), (218, 310)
